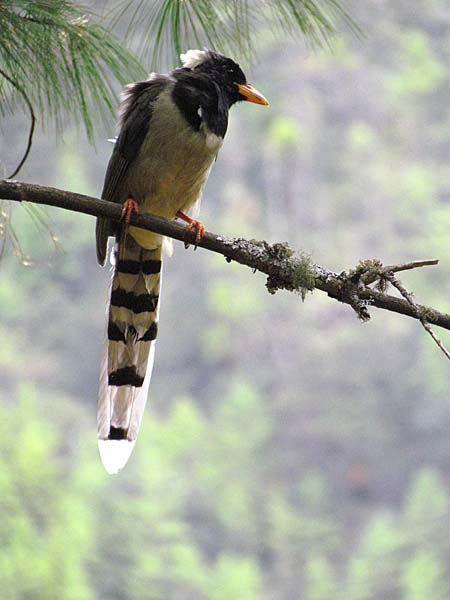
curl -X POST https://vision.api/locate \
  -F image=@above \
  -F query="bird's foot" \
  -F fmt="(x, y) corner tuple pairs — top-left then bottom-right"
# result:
(176, 211), (205, 245)
(121, 198), (140, 224)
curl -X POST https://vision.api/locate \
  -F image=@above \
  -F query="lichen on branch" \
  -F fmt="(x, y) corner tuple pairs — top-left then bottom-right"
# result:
(1, 179), (449, 360)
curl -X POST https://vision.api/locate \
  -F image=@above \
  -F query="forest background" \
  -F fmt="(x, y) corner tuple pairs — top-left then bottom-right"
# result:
(1, 1), (450, 598)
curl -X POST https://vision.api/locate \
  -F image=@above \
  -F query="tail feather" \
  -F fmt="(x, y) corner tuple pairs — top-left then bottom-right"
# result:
(97, 233), (162, 474)
(98, 439), (136, 475)
(96, 217), (112, 266)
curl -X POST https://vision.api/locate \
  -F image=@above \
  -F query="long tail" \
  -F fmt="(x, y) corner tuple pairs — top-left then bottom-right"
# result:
(97, 232), (162, 474)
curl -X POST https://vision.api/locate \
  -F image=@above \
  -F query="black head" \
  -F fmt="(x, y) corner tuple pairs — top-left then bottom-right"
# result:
(179, 49), (269, 107)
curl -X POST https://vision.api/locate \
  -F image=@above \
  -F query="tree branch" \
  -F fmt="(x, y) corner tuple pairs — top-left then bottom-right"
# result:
(384, 272), (450, 360)
(2, 179), (450, 337)
(362, 259), (439, 285)
(0, 69), (36, 179)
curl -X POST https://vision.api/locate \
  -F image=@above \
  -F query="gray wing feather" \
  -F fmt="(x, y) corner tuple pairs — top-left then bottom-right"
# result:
(96, 76), (170, 266)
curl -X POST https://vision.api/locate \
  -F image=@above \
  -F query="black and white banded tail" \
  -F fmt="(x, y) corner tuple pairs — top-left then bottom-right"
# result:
(97, 233), (162, 474)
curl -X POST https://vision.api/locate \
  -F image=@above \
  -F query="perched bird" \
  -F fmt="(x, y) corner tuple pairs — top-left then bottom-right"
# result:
(96, 49), (269, 474)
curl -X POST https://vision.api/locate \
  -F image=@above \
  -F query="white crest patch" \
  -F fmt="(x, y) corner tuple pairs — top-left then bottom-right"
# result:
(180, 49), (210, 69)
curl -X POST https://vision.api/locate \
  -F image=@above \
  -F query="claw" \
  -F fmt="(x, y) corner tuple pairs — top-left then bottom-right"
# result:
(176, 211), (206, 246)
(121, 198), (140, 224)
(185, 219), (205, 244)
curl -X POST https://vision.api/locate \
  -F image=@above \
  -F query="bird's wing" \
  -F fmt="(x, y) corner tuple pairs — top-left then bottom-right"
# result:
(96, 75), (170, 265)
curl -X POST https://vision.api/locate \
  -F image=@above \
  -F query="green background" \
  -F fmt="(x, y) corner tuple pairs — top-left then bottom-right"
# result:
(1, 1), (450, 598)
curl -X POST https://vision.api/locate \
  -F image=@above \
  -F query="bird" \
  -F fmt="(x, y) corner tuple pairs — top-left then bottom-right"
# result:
(96, 49), (269, 474)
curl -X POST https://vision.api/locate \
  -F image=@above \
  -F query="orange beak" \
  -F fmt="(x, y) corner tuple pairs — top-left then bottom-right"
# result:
(237, 83), (269, 106)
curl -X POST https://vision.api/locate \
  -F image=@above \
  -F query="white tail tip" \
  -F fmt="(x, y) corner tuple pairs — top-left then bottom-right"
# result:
(98, 439), (136, 475)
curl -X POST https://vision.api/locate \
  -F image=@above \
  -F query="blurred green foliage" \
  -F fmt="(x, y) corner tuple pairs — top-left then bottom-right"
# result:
(1, 0), (450, 598)
(1, 387), (450, 599)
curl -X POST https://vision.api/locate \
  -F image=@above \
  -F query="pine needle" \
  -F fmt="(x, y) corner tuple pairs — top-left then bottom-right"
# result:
(0, 0), (145, 139)
(110, 0), (359, 67)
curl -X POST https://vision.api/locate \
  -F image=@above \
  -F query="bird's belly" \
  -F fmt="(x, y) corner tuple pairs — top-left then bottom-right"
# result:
(126, 95), (221, 248)
(139, 159), (213, 217)
(128, 156), (214, 248)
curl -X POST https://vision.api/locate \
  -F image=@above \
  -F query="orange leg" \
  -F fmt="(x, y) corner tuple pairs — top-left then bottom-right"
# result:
(121, 198), (140, 224)
(176, 211), (206, 244)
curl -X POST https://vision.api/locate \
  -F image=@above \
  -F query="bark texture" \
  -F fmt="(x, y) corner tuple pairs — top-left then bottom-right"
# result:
(1, 178), (449, 333)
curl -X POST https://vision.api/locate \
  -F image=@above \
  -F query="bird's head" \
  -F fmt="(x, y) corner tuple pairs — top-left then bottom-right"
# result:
(180, 49), (269, 107)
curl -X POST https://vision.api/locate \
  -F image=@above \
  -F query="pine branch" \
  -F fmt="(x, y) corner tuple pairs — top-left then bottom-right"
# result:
(112, 0), (360, 67)
(1, 179), (450, 342)
(0, 68), (36, 179)
(0, 1), (144, 138)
